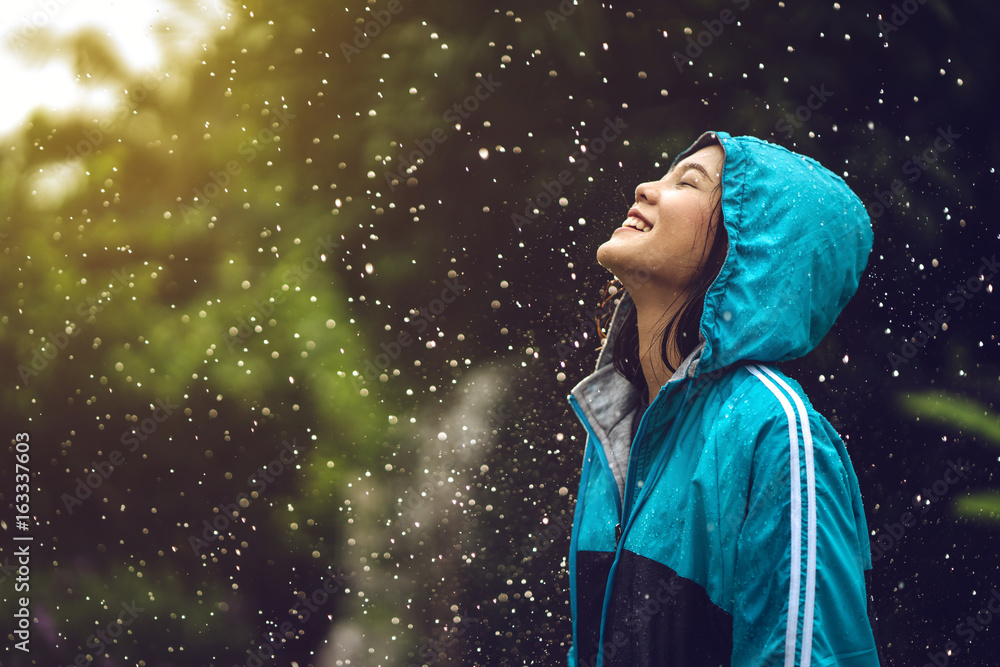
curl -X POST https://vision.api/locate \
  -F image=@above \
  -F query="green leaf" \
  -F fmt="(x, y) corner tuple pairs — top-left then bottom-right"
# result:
(953, 492), (1000, 524)
(897, 392), (1000, 447)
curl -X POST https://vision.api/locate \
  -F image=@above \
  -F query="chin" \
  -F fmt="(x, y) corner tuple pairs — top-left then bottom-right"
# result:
(596, 236), (631, 272)
(597, 244), (667, 292)
(595, 240), (617, 272)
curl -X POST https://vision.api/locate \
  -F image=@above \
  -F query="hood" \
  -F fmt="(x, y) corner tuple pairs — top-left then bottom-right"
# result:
(595, 130), (873, 379)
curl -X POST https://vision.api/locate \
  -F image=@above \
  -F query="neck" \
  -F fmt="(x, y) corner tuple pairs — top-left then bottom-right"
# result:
(629, 284), (688, 402)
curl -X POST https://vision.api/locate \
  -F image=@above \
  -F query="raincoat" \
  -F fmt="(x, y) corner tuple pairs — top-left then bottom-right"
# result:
(566, 131), (883, 666)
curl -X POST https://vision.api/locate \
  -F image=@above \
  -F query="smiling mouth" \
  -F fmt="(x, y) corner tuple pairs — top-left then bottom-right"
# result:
(623, 207), (653, 232)
(621, 215), (652, 232)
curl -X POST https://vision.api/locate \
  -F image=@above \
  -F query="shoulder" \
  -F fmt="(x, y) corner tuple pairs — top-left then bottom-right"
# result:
(695, 363), (798, 427)
(698, 363), (847, 469)
(697, 363), (821, 426)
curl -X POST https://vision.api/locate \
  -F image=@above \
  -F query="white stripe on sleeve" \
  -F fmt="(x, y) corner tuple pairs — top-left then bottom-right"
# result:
(759, 365), (817, 667)
(747, 364), (810, 667)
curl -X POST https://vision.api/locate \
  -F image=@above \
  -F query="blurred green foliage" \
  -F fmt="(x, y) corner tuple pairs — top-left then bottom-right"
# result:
(898, 391), (1000, 524)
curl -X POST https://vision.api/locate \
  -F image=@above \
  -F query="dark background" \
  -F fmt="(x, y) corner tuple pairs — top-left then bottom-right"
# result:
(1, 0), (999, 665)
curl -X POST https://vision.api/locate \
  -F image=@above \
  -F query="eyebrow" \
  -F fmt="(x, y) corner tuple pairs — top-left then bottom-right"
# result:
(670, 162), (715, 182)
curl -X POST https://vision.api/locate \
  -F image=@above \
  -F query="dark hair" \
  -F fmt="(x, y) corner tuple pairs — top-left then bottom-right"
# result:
(595, 179), (729, 399)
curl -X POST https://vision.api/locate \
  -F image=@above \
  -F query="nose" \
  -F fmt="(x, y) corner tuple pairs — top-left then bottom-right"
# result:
(635, 181), (658, 205)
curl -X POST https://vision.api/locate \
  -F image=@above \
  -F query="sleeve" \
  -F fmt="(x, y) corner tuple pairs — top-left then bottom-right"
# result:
(730, 377), (881, 667)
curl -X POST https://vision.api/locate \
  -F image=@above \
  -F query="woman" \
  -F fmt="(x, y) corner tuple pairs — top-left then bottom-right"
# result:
(566, 131), (884, 666)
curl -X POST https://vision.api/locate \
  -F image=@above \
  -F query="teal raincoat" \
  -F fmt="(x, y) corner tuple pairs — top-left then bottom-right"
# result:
(567, 131), (883, 666)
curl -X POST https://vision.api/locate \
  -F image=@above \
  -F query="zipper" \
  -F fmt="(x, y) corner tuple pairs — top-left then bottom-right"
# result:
(570, 383), (684, 667)
(568, 387), (664, 549)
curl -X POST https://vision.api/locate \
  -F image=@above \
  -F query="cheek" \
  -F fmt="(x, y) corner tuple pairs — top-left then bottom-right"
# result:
(671, 206), (714, 251)
(654, 213), (701, 251)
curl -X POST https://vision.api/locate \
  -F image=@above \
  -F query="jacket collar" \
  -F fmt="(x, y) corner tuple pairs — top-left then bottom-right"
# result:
(569, 292), (705, 498)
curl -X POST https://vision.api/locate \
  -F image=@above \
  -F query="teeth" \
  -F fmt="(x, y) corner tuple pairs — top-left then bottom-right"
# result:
(624, 217), (651, 232)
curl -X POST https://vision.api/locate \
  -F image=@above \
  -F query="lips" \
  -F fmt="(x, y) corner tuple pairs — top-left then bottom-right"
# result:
(621, 207), (653, 232)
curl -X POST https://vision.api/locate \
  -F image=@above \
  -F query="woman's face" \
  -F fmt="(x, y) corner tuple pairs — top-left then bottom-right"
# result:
(596, 144), (725, 294)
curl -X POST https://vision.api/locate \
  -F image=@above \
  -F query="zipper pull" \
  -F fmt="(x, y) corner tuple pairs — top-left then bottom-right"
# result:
(614, 523), (622, 548)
